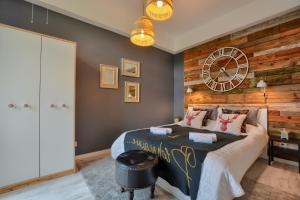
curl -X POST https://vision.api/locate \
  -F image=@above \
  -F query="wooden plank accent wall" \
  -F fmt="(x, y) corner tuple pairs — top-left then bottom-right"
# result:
(184, 9), (300, 139)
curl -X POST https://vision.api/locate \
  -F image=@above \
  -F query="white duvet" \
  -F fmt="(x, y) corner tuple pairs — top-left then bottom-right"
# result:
(111, 121), (268, 200)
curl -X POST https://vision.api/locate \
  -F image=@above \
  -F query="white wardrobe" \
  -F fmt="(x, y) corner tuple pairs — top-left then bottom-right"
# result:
(0, 24), (76, 188)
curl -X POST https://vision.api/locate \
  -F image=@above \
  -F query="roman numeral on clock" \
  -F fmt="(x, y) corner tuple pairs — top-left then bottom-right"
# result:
(230, 49), (238, 57)
(202, 69), (210, 77)
(210, 81), (217, 90)
(204, 77), (212, 85)
(229, 80), (235, 89)
(209, 54), (216, 61)
(220, 83), (226, 92)
(205, 58), (214, 65)
(218, 48), (224, 56)
(233, 74), (245, 82)
(235, 53), (244, 60)
(238, 63), (248, 68)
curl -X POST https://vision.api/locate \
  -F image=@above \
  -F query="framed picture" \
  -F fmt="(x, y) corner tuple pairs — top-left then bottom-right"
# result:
(121, 58), (140, 77)
(99, 64), (118, 89)
(124, 81), (140, 103)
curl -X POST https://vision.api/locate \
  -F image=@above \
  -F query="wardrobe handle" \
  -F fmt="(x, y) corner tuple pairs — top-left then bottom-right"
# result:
(8, 104), (15, 108)
(50, 104), (56, 108)
(24, 104), (30, 108)
(62, 104), (67, 108)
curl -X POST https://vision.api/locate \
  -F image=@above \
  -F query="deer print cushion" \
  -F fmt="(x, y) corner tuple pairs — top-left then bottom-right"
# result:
(222, 108), (259, 126)
(222, 109), (249, 133)
(222, 108), (259, 133)
(192, 108), (212, 126)
(214, 113), (247, 135)
(183, 110), (207, 129)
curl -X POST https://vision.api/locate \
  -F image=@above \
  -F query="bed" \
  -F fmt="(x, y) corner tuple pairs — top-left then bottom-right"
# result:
(111, 105), (268, 200)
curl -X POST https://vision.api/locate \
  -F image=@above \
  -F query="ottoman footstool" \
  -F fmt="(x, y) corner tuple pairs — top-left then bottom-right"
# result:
(115, 150), (158, 200)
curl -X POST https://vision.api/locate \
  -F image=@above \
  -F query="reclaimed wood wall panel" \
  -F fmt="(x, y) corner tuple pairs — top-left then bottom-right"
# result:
(184, 9), (300, 138)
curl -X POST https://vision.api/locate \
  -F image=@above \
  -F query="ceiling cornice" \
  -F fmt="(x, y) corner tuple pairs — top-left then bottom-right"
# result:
(173, 0), (300, 54)
(26, 0), (300, 54)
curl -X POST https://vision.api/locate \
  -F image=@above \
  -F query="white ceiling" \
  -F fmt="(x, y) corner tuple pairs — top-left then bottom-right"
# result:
(27, 0), (300, 54)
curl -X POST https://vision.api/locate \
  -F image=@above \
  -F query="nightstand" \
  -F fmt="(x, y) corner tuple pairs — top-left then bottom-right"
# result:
(268, 135), (300, 173)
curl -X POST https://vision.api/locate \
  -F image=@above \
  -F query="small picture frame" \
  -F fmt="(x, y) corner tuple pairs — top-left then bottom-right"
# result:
(124, 81), (140, 103)
(121, 58), (140, 77)
(99, 64), (118, 89)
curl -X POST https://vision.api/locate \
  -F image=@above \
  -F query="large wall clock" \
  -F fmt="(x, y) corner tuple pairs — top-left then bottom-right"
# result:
(202, 47), (249, 92)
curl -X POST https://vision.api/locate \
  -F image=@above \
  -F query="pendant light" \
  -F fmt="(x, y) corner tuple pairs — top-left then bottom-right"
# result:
(146, 0), (173, 21)
(130, 1), (155, 47)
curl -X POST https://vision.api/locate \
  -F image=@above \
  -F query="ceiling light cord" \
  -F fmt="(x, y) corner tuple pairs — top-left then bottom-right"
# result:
(142, 0), (145, 16)
(31, 3), (34, 24)
(46, 9), (49, 25)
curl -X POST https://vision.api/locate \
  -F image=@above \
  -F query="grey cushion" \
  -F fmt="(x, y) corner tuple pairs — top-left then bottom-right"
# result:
(246, 109), (259, 126)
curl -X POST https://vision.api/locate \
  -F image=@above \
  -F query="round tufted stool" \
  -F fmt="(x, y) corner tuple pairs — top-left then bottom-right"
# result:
(115, 150), (158, 200)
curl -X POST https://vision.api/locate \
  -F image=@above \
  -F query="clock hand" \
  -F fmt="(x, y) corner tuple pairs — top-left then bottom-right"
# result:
(213, 71), (222, 81)
(212, 56), (232, 70)
(224, 71), (231, 78)
(220, 68), (231, 78)
(211, 60), (232, 81)
(223, 57), (233, 69)
(213, 67), (230, 81)
(211, 63), (222, 69)
(212, 63), (225, 78)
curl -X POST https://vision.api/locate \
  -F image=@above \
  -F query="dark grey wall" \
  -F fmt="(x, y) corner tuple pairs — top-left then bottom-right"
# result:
(173, 53), (184, 118)
(0, 0), (174, 155)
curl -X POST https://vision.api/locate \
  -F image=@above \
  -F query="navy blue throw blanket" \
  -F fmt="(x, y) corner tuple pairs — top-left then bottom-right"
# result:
(124, 125), (245, 200)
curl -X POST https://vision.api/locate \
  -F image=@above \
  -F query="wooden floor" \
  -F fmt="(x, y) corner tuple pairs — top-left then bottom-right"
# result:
(243, 158), (300, 197)
(1, 155), (299, 200)
(77, 156), (300, 197)
(75, 150), (300, 198)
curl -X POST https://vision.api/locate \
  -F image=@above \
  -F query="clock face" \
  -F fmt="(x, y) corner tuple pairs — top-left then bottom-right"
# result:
(202, 47), (249, 92)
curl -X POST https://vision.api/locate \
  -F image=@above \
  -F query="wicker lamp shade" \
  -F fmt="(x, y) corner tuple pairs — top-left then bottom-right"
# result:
(146, 0), (173, 21)
(130, 16), (155, 47)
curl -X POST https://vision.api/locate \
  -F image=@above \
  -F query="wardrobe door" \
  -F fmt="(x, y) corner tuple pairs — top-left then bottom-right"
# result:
(0, 26), (40, 187)
(40, 36), (76, 176)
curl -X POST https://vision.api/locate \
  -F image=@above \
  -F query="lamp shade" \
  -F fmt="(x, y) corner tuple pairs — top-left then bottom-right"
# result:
(186, 87), (193, 94)
(130, 16), (155, 47)
(146, 0), (173, 21)
(256, 80), (267, 88)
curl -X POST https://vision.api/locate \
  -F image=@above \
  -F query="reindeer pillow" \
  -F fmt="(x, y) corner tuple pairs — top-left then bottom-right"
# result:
(183, 110), (207, 129)
(214, 113), (247, 135)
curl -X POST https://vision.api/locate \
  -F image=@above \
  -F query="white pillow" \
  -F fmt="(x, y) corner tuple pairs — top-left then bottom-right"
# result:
(214, 113), (247, 135)
(183, 110), (207, 129)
